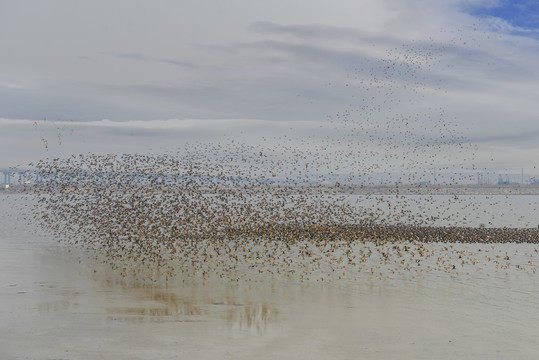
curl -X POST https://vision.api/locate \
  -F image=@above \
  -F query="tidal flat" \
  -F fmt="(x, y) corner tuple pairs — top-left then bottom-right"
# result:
(1, 194), (539, 359)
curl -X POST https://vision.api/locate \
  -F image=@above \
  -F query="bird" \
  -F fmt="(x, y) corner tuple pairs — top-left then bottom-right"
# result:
(21, 32), (539, 285)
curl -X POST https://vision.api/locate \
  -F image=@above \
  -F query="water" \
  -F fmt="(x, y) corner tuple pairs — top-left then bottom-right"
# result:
(344, 193), (539, 228)
(1, 193), (539, 359)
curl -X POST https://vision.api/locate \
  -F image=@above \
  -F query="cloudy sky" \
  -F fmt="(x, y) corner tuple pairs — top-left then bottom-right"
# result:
(1, 0), (538, 181)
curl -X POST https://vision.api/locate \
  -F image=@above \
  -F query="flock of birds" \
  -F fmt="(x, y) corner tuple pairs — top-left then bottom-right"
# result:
(16, 31), (539, 283)
(25, 151), (539, 283)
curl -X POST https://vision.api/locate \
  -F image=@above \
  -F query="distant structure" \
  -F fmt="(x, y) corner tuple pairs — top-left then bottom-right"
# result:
(497, 175), (510, 185)
(1, 169), (43, 186)
(478, 171), (539, 186)
(477, 173), (489, 185)
(497, 175), (520, 186)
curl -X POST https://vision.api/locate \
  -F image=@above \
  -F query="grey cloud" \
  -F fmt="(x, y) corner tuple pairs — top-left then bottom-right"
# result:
(471, 130), (539, 146)
(233, 38), (450, 91)
(250, 21), (357, 38)
(101, 51), (195, 68)
(249, 21), (532, 81)
(238, 39), (366, 68)
(0, 83), (166, 122)
(102, 52), (149, 62)
(249, 21), (397, 47)
(87, 79), (336, 122)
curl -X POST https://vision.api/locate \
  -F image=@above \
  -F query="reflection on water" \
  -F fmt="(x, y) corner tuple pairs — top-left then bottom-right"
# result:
(38, 289), (80, 314)
(99, 279), (280, 334)
(224, 301), (278, 334)
(3, 238), (539, 359)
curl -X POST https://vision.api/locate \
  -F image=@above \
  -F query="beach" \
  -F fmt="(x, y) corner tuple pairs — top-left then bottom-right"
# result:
(2, 193), (539, 359)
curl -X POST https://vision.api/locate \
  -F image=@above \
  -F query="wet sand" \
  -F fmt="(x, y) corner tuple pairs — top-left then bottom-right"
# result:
(2, 195), (539, 359)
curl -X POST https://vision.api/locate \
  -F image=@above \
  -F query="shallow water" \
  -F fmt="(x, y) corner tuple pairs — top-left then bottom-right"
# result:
(346, 193), (539, 228)
(1, 194), (539, 359)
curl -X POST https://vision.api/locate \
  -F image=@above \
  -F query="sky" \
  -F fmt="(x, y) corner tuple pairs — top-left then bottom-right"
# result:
(1, 0), (539, 182)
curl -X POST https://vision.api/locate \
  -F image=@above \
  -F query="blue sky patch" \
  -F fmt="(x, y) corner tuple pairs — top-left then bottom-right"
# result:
(467, 0), (539, 31)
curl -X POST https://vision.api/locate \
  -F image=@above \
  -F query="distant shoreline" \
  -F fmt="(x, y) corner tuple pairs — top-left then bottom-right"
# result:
(2, 183), (539, 195)
(338, 184), (539, 195)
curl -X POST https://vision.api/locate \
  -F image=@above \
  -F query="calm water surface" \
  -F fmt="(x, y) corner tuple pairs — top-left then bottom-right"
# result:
(1, 194), (539, 359)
